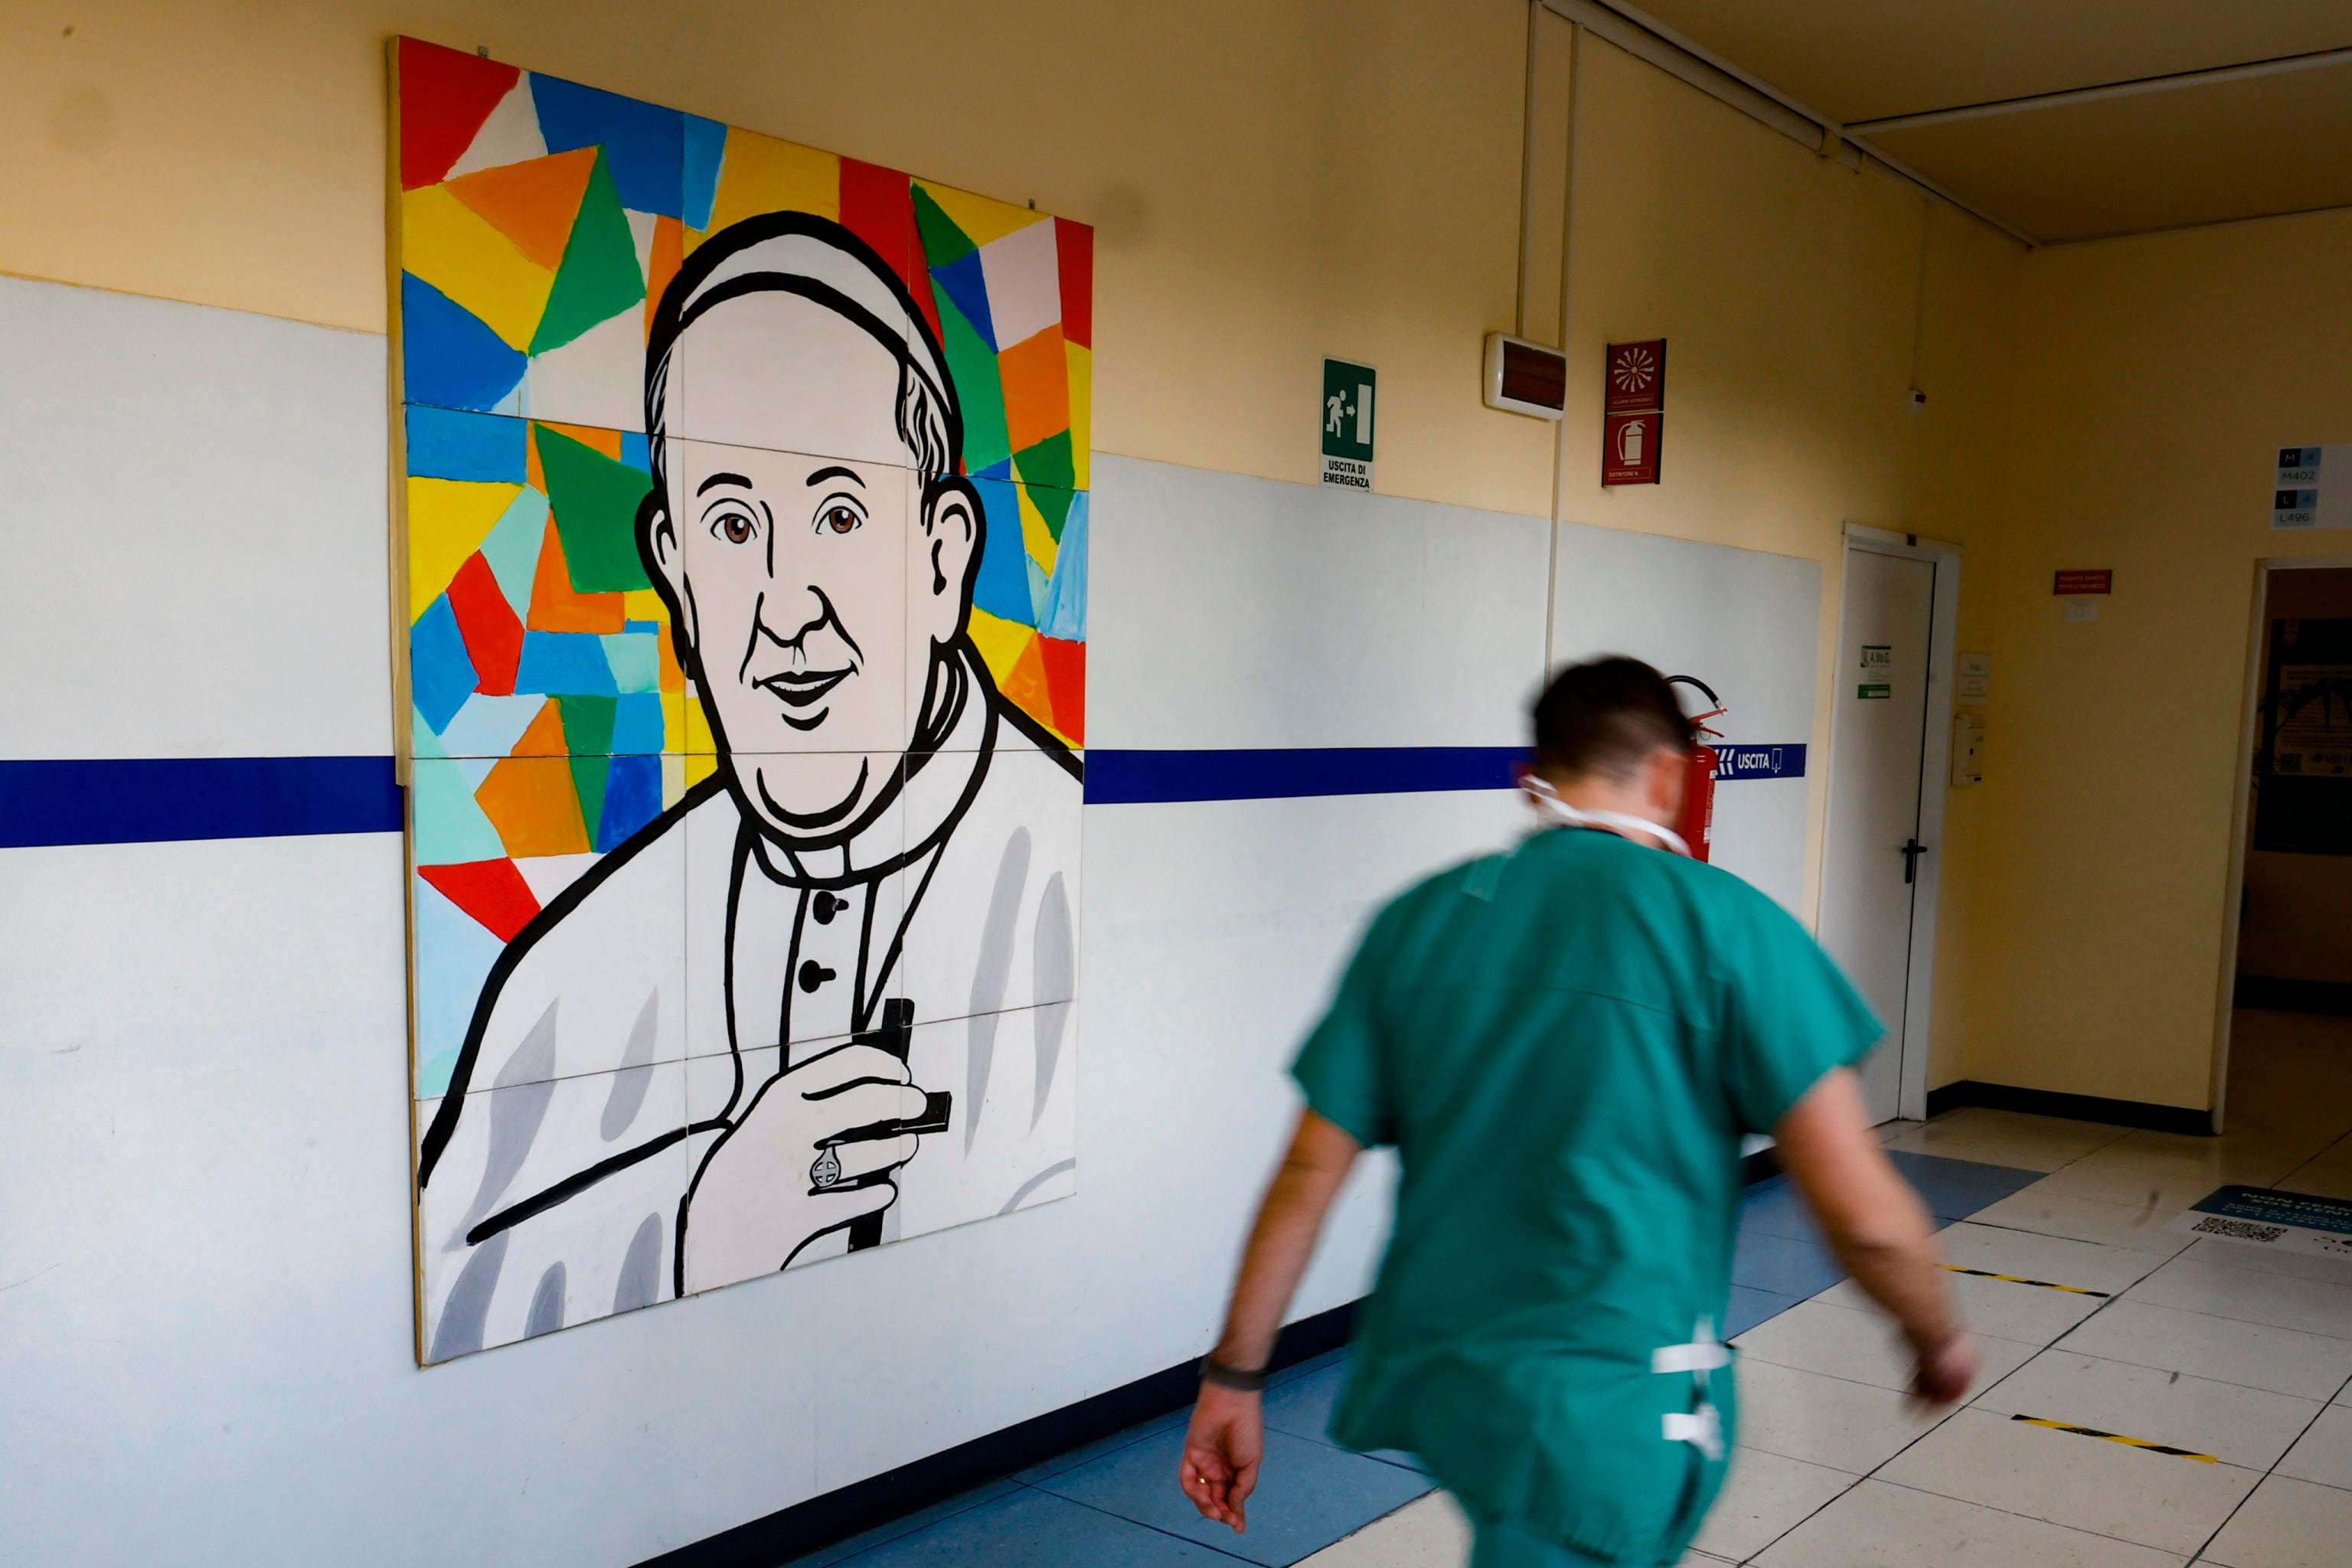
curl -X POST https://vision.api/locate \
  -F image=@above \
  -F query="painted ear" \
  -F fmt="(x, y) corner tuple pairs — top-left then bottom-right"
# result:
(917, 477), (982, 644)
(636, 488), (697, 665)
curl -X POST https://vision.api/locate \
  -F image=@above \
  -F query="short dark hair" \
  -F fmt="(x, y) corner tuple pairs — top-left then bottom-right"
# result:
(1530, 656), (1694, 779)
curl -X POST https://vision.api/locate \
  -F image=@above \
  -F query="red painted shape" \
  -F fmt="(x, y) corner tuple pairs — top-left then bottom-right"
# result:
(419, 858), (541, 943)
(1055, 219), (1094, 348)
(397, 38), (520, 191)
(1037, 636), (1086, 746)
(445, 552), (524, 694)
(842, 158), (940, 349)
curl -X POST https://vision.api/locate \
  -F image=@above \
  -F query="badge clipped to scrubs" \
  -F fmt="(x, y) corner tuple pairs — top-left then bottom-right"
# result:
(1522, 775), (1692, 858)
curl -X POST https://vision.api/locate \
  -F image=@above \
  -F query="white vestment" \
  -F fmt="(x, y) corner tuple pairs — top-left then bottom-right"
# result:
(416, 669), (1080, 1361)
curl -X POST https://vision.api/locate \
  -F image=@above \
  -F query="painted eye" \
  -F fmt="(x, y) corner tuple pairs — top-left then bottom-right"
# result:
(822, 505), (861, 535)
(707, 505), (756, 545)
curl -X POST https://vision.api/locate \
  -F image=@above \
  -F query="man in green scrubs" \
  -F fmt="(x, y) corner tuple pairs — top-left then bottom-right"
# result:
(1178, 658), (1978, 1566)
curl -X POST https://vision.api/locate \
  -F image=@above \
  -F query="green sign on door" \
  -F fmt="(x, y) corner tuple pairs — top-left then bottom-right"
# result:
(1321, 358), (1377, 490)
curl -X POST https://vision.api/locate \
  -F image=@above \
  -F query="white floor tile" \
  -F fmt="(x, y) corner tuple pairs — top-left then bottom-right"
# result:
(2276, 1403), (2352, 1491)
(1966, 1188), (2197, 1256)
(1937, 1220), (2171, 1296)
(1734, 1360), (1952, 1475)
(2202, 1474), (2352, 1568)
(1688, 1446), (1857, 1563)
(1874, 1406), (2259, 1554)
(2271, 1161), (2352, 1201)
(1818, 1258), (2107, 1345)
(1968, 1348), (2321, 1470)
(2031, 1160), (2268, 1215)
(1294, 1489), (1470, 1567)
(2058, 1300), (2352, 1398)
(2180, 1238), (2352, 1288)
(1878, 1109), (2128, 1174)
(2125, 1252), (2352, 1340)
(1734, 1298), (2037, 1395)
(1748, 1478), (2187, 1567)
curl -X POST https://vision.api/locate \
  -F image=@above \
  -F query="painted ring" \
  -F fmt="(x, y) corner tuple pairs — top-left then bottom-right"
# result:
(810, 1146), (842, 1189)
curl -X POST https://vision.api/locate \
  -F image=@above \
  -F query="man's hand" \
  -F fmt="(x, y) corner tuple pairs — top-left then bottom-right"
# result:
(1179, 1383), (1265, 1533)
(1909, 1328), (1981, 1412)
(681, 1043), (929, 1292)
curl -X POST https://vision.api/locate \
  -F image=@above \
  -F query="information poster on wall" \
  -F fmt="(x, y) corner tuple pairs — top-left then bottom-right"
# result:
(2274, 445), (2352, 528)
(2256, 618), (2352, 854)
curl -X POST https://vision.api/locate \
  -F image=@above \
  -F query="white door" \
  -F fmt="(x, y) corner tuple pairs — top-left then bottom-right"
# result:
(1820, 549), (1937, 1123)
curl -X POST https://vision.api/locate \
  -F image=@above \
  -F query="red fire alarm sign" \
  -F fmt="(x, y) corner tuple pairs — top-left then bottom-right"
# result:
(2053, 570), (2113, 595)
(1606, 339), (1666, 415)
(1603, 410), (1661, 486)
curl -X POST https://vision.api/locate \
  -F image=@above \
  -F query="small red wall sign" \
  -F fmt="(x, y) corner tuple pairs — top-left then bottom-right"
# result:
(1603, 410), (1661, 486)
(1606, 339), (1666, 415)
(2053, 570), (2113, 595)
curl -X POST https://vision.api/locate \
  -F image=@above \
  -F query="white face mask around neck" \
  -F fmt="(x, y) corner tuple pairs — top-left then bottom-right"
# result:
(1522, 775), (1691, 858)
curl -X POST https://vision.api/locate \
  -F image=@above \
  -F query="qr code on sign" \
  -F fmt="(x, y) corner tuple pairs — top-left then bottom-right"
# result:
(2192, 1217), (2288, 1243)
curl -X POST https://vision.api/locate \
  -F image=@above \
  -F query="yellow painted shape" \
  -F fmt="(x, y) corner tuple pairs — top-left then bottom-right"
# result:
(684, 750), (718, 789)
(914, 181), (1045, 249)
(400, 184), (556, 351)
(408, 479), (524, 619)
(1018, 484), (1059, 574)
(622, 587), (671, 625)
(661, 750), (685, 808)
(1066, 341), (1092, 492)
(661, 689), (688, 753)
(697, 129), (840, 246)
(965, 606), (1034, 688)
(683, 697), (717, 754)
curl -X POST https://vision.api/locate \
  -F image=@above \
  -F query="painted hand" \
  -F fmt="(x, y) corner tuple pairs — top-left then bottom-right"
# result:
(1179, 1383), (1265, 1533)
(680, 1043), (930, 1292)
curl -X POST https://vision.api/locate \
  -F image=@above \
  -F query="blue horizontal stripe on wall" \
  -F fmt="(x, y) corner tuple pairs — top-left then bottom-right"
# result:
(1084, 746), (1526, 805)
(0, 756), (403, 849)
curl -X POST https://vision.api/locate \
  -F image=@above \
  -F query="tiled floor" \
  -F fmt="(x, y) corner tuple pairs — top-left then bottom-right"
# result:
(791, 1011), (2352, 1567)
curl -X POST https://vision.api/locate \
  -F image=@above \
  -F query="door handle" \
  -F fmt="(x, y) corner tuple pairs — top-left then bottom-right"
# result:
(1900, 838), (1929, 884)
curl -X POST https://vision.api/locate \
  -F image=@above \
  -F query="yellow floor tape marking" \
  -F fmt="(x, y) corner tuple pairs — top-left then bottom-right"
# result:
(1942, 1263), (2112, 1298)
(2010, 1414), (2217, 1462)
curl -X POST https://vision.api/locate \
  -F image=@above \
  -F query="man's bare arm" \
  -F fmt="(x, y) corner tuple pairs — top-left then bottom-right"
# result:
(1772, 1068), (1976, 1406)
(1178, 1109), (1363, 1532)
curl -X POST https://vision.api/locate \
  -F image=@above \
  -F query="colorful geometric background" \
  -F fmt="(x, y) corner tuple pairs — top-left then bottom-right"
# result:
(396, 38), (1091, 1097)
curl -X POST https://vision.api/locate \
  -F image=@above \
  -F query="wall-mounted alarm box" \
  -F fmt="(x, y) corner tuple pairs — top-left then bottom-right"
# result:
(1484, 332), (1568, 420)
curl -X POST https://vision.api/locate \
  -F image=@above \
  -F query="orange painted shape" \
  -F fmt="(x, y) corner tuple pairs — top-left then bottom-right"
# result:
(511, 697), (569, 757)
(527, 519), (626, 632)
(445, 149), (599, 273)
(998, 325), (1072, 456)
(1001, 631), (1056, 732)
(475, 755), (592, 858)
(645, 214), (684, 343)
(536, 420), (622, 460)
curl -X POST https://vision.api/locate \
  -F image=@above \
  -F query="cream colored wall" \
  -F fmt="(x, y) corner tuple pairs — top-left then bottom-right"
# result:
(1560, 38), (2021, 1083)
(1964, 211), (2352, 1110)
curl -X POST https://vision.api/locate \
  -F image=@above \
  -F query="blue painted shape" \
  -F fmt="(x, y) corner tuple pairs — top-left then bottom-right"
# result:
(435, 694), (546, 761)
(1732, 1228), (1845, 1298)
(681, 116), (727, 231)
(404, 405), (526, 483)
(610, 693), (668, 754)
(400, 273), (526, 412)
(409, 756), (505, 864)
(619, 430), (650, 472)
(514, 631), (619, 695)
(969, 476), (1034, 627)
(974, 456), (1014, 482)
(817, 1486), (1240, 1568)
(0, 757), (400, 849)
(1714, 742), (1808, 782)
(930, 250), (997, 349)
(478, 488), (551, 619)
(1885, 1151), (2047, 1222)
(1725, 1284), (1804, 1339)
(776, 1479), (1026, 1568)
(596, 754), (662, 851)
(528, 74), (685, 217)
(602, 632), (661, 694)
(1034, 1425), (1431, 1566)
(1040, 491), (1089, 641)
(1087, 747), (1524, 805)
(410, 596), (479, 733)
(413, 877), (505, 1097)
(1739, 1175), (1825, 1246)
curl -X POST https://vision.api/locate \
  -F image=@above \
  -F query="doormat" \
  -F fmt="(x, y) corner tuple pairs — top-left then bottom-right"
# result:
(2171, 1184), (2352, 1259)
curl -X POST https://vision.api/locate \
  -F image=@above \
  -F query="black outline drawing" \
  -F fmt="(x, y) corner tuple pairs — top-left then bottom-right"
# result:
(416, 213), (1082, 1346)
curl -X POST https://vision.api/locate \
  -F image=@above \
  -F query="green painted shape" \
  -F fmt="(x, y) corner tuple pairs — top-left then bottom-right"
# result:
(537, 424), (652, 591)
(1014, 435), (1076, 509)
(936, 292), (1009, 475)
(531, 150), (645, 355)
(411, 756), (507, 863)
(568, 751), (609, 844)
(557, 693), (617, 755)
(910, 183), (975, 267)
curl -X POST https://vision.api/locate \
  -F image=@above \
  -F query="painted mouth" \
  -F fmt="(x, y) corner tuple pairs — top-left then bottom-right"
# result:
(756, 668), (851, 730)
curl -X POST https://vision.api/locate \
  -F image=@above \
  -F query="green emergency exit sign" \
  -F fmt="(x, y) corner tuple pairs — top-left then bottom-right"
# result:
(1321, 358), (1376, 490)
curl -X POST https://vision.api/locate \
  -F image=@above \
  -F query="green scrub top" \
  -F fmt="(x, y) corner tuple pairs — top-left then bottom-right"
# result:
(1294, 825), (1880, 1566)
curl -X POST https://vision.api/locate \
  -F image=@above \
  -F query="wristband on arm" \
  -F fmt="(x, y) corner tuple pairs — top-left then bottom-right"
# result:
(1200, 1357), (1269, 1392)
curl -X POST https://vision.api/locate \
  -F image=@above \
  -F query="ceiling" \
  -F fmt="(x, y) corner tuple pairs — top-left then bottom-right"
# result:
(1618, 0), (2352, 243)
